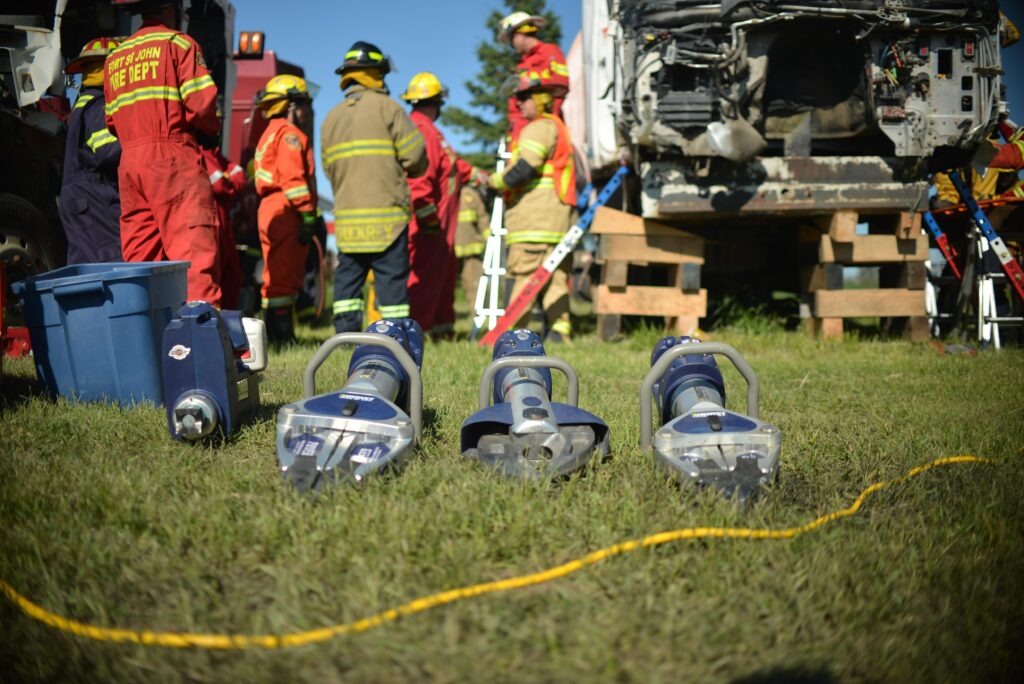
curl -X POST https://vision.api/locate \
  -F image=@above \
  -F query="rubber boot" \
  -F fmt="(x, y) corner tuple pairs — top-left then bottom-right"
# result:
(265, 305), (297, 345)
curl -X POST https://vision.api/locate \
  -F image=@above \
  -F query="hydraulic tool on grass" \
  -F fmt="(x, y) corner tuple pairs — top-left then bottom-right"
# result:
(163, 303), (266, 440)
(276, 318), (423, 492)
(641, 337), (781, 500)
(461, 329), (609, 479)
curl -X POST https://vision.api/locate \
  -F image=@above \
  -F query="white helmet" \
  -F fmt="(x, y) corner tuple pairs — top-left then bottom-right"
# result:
(498, 11), (546, 43)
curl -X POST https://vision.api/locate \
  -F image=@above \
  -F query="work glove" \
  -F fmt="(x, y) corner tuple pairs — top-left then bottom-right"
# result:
(299, 211), (318, 245)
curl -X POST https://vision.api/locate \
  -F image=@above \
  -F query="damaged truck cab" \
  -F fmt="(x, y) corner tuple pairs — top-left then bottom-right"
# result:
(583, 0), (1006, 217)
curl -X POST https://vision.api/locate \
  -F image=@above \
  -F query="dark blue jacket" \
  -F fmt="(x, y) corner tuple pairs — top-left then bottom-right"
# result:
(59, 87), (123, 263)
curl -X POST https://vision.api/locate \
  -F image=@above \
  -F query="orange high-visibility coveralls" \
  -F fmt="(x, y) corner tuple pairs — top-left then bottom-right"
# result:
(103, 20), (222, 305)
(406, 109), (480, 332)
(508, 41), (569, 141)
(253, 117), (316, 308)
(202, 148), (246, 309)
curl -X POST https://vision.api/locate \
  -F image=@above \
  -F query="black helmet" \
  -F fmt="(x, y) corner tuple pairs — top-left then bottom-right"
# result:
(335, 41), (391, 75)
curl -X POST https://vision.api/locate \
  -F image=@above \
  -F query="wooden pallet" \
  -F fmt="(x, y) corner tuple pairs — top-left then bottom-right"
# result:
(802, 209), (929, 340)
(591, 207), (706, 340)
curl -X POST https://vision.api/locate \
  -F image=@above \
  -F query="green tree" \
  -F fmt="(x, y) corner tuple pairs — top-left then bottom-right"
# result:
(443, 0), (562, 169)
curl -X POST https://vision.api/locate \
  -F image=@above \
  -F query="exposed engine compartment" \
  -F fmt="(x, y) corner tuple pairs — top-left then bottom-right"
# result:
(594, 0), (1006, 215)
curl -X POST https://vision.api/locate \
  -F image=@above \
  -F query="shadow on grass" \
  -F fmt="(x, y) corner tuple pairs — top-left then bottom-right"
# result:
(731, 666), (835, 684)
(0, 371), (46, 413)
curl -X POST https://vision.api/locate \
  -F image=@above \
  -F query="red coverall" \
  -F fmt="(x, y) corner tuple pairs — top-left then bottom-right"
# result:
(202, 148), (246, 309)
(104, 20), (222, 306)
(253, 117), (316, 308)
(508, 40), (569, 141)
(406, 110), (479, 332)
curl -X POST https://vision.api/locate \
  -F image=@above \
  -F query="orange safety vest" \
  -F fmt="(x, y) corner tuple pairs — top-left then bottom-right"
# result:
(536, 113), (576, 206)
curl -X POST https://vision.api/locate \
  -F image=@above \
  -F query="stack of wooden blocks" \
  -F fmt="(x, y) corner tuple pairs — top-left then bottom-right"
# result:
(802, 209), (929, 340)
(590, 207), (706, 340)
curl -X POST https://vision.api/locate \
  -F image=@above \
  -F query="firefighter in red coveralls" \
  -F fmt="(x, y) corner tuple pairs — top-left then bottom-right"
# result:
(105, 0), (222, 306)
(499, 11), (569, 142)
(252, 75), (317, 343)
(202, 144), (245, 309)
(400, 72), (487, 337)
(60, 37), (123, 264)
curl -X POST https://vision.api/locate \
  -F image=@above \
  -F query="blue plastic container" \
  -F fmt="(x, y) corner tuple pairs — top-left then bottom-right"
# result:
(11, 262), (188, 405)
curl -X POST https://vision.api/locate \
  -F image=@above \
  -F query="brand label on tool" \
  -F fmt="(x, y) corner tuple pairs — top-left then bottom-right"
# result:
(350, 443), (391, 464)
(289, 435), (323, 457)
(168, 345), (191, 361)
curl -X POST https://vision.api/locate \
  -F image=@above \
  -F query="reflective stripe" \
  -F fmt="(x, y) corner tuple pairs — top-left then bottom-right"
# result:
(415, 204), (438, 218)
(458, 210), (477, 222)
(262, 295), (296, 308)
(113, 31), (190, 53)
(520, 139), (548, 158)
(73, 94), (95, 110)
(179, 74), (215, 99)
(254, 131), (277, 162)
(284, 185), (311, 200)
(550, 62), (569, 77)
(254, 169), (274, 184)
(228, 164), (244, 177)
(345, 49), (384, 62)
(550, 319), (571, 335)
(323, 139), (397, 164)
(377, 304), (410, 317)
(506, 230), (565, 244)
(333, 298), (364, 314)
(105, 86), (181, 116)
(396, 131), (424, 155)
(209, 170), (224, 184)
(454, 242), (485, 257)
(86, 129), (118, 153)
(334, 207), (409, 221)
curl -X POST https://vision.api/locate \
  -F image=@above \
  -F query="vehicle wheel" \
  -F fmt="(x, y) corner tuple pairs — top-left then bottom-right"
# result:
(0, 193), (65, 324)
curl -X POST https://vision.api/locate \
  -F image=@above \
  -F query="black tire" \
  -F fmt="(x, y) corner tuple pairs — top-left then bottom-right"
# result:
(0, 193), (66, 324)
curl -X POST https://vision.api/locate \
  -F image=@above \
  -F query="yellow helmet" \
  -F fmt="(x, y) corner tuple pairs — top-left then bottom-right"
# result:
(255, 74), (311, 118)
(400, 72), (448, 104)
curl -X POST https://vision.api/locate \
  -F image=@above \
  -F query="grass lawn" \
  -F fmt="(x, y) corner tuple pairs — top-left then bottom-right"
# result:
(1, 320), (1022, 683)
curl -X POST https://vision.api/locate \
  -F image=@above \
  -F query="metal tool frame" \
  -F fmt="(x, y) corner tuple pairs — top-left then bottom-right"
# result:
(302, 332), (423, 441)
(640, 341), (761, 451)
(477, 356), (580, 411)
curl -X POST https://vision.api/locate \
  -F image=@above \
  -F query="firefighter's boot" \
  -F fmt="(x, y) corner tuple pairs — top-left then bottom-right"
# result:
(265, 305), (297, 345)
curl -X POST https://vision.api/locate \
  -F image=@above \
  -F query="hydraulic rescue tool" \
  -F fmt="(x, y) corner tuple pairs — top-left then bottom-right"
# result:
(641, 337), (781, 500)
(163, 302), (267, 440)
(276, 318), (424, 492)
(461, 329), (609, 479)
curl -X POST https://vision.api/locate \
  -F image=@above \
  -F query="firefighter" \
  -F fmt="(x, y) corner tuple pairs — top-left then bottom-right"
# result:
(400, 72), (487, 337)
(499, 11), (569, 142)
(488, 76), (576, 342)
(202, 144), (246, 310)
(252, 74), (317, 343)
(321, 41), (428, 333)
(60, 37), (123, 265)
(455, 185), (490, 310)
(105, 0), (222, 306)
(987, 127), (1024, 198)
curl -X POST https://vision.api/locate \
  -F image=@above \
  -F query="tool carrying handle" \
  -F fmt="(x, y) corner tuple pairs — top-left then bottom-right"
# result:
(478, 356), (579, 410)
(640, 342), (761, 451)
(303, 333), (422, 441)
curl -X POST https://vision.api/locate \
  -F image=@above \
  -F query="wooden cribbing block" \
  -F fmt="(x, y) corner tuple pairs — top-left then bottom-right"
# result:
(801, 264), (844, 292)
(808, 317), (844, 339)
(896, 211), (922, 239)
(603, 260), (628, 287)
(828, 210), (859, 241)
(594, 286), (707, 317)
(814, 289), (925, 317)
(596, 234), (703, 264)
(819, 234), (928, 264)
(591, 206), (692, 237)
